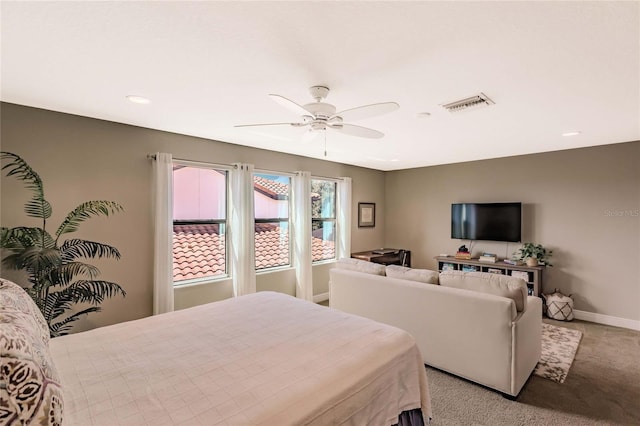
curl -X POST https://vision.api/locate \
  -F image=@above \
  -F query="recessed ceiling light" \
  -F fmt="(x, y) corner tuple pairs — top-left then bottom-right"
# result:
(562, 131), (581, 137)
(126, 95), (151, 104)
(417, 112), (431, 118)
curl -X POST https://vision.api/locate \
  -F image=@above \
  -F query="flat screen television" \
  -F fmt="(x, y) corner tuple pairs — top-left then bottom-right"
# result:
(451, 202), (522, 242)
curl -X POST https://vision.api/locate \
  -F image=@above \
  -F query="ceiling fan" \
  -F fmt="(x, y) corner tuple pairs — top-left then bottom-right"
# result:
(235, 85), (399, 139)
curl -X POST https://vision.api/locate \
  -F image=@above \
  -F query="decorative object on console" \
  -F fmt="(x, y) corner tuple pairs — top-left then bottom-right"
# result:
(358, 202), (376, 227)
(455, 245), (472, 259)
(479, 252), (497, 263)
(513, 242), (553, 267)
(0, 152), (126, 337)
(543, 289), (575, 321)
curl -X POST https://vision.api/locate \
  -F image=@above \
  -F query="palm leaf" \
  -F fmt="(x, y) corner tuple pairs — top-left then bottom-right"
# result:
(60, 239), (121, 262)
(1, 152), (51, 220)
(1, 226), (56, 250)
(2, 246), (61, 273)
(47, 262), (101, 287)
(45, 279), (124, 326)
(1, 151), (43, 190)
(55, 201), (124, 237)
(50, 307), (101, 337)
(44, 291), (74, 322)
(49, 280), (126, 307)
(24, 198), (52, 220)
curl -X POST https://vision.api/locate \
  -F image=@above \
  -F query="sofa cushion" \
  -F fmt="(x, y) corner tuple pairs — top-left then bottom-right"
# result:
(386, 265), (439, 284)
(0, 279), (64, 425)
(335, 258), (386, 276)
(439, 271), (528, 312)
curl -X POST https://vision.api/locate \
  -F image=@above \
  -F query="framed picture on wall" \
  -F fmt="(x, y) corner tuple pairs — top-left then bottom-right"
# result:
(358, 202), (376, 227)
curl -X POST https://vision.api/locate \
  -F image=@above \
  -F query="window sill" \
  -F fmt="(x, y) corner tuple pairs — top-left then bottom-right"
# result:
(173, 275), (230, 288)
(312, 259), (337, 266)
(256, 266), (295, 276)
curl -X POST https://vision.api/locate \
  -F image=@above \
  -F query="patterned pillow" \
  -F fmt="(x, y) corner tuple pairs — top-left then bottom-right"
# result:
(0, 279), (50, 344)
(0, 279), (63, 425)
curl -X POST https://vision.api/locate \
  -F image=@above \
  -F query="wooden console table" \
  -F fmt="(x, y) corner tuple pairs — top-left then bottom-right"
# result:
(434, 256), (544, 297)
(352, 249), (411, 267)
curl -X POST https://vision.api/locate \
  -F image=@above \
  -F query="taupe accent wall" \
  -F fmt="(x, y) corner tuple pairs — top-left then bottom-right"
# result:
(3, 102), (638, 328)
(385, 142), (640, 322)
(0, 103), (386, 330)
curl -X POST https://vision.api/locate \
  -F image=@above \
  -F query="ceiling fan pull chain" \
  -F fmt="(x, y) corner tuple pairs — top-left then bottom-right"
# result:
(324, 130), (327, 157)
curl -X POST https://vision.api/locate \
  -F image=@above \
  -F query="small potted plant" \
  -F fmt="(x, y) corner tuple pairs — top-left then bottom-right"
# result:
(513, 243), (553, 267)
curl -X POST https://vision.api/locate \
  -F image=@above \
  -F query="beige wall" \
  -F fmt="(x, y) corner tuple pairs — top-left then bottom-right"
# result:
(385, 141), (640, 322)
(4, 103), (637, 327)
(0, 103), (386, 330)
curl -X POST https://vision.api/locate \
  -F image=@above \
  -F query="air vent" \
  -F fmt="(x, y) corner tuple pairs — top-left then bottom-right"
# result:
(441, 92), (494, 113)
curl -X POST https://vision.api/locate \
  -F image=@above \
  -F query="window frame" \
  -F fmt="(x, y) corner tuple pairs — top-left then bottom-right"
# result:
(311, 177), (339, 264)
(172, 160), (231, 286)
(253, 170), (293, 272)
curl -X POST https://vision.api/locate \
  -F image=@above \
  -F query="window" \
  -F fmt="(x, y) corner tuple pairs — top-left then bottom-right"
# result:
(311, 178), (337, 262)
(254, 173), (291, 270)
(172, 164), (227, 284)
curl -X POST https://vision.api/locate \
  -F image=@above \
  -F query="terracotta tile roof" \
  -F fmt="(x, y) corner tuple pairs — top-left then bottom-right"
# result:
(253, 176), (289, 200)
(173, 224), (225, 281)
(173, 224), (335, 281)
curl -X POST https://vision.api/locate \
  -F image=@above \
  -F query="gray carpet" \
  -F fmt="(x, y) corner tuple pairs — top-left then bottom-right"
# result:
(427, 319), (640, 425)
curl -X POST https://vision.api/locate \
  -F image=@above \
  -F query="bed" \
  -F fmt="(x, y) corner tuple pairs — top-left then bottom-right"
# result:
(1, 279), (431, 425)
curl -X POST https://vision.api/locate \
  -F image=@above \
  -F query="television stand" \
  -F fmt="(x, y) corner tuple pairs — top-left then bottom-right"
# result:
(435, 256), (544, 297)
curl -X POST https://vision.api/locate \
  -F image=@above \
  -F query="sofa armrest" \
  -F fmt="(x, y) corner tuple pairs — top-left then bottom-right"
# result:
(510, 296), (542, 396)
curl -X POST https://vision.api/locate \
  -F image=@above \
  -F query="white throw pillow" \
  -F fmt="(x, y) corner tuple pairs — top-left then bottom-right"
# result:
(386, 265), (439, 284)
(335, 257), (386, 276)
(439, 270), (528, 312)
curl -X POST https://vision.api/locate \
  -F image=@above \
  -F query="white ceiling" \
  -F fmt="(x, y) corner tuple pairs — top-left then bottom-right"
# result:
(2, 1), (639, 171)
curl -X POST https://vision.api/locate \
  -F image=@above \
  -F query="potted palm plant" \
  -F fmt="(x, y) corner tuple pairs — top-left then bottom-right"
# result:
(1, 152), (125, 337)
(513, 243), (553, 267)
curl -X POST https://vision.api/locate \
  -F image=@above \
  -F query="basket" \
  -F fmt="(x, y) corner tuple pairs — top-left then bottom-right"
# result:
(543, 289), (574, 321)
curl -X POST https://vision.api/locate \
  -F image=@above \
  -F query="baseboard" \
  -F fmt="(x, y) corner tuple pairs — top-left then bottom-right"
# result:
(573, 309), (640, 331)
(313, 292), (329, 303)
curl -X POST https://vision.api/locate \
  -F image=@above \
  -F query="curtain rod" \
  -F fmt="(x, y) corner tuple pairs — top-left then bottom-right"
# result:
(147, 154), (347, 181)
(147, 154), (233, 169)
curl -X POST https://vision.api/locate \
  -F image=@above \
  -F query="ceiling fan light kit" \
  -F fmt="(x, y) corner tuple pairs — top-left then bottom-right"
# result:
(235, 85), (399, 139)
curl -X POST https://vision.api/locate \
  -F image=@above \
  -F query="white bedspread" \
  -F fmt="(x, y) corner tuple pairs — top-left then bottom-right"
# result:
(50, 292), (431, 425)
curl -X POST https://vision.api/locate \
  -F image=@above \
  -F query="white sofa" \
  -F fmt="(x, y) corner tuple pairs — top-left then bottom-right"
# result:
(329, 260), (542, 397)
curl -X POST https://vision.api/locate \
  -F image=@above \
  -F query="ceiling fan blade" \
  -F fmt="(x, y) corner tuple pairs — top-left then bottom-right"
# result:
(234, 122), (307, 128)
(269, 94), (312, 117)
(332, 102), (399, 122)
(328, 123), (384, 139)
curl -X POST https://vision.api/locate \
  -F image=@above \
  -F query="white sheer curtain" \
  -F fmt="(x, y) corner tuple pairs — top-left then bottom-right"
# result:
(336, 177), (352, 260)
(292, 171), (313, 301)
(230, 163), (256, 297)
(152, 152), (174, 314)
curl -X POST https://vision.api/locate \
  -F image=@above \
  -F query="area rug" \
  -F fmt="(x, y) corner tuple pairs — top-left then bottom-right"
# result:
(533, 322), (582, 383)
